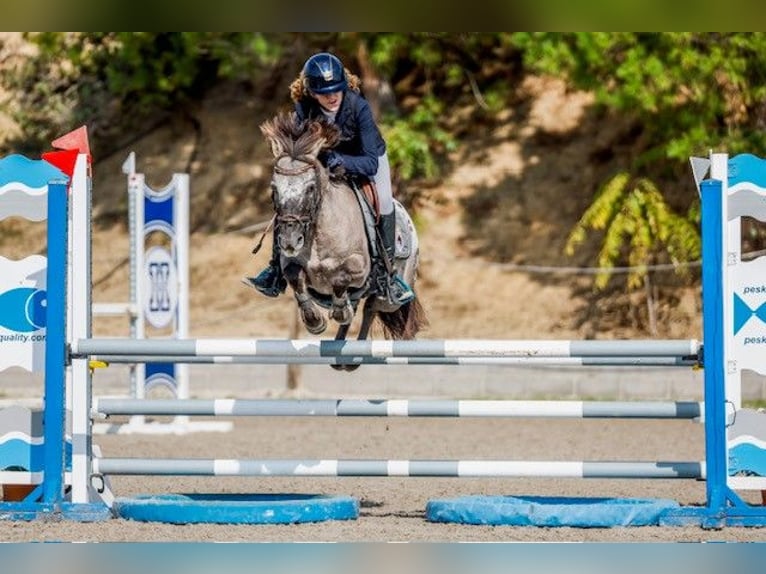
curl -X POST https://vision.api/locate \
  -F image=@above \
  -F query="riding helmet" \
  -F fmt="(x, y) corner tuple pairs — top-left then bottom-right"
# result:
(303, 52), (347, 94)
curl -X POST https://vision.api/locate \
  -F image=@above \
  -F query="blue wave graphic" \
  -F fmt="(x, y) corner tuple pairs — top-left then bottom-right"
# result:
(0, 287), (46, 332)
(729, 443), (766, 477)
(0, 154), (68, 187)
(0, 438), (44, 471)
(0, 438), (72, 471)
(729, 154), (766, 188)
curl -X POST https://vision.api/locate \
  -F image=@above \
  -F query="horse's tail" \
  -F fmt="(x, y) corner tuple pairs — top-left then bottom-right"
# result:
(378, 295), (429, 340)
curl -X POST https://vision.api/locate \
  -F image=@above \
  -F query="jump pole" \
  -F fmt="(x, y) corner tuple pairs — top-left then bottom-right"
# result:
(94, 398), (704, 419)
(73, 337), (701, 358)
(92, 458), (705, 479)
(86, 354), (698, 367)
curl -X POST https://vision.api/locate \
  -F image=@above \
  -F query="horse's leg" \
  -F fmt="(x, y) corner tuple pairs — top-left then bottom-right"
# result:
(356, 297), (377, 340)
(334, 322), (351, 340)
(329, 285), (354, 325)
(334, 298), (376, 373)
(329, 322), (352, 372)
(287, 267), (326, 335)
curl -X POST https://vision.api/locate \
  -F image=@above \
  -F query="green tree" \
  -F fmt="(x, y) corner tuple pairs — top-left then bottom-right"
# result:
(511, 33), (766, 163)
(513, 32), (766, 306)
(565, 171), (701, 333)
(0, 32), (284, 155)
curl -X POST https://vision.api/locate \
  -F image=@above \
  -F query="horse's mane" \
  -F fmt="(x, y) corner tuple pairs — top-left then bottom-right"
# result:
(260, 111), (340, 160)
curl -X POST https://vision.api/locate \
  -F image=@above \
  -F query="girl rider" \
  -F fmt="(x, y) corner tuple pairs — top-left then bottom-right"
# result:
(244, 52), (414, 306)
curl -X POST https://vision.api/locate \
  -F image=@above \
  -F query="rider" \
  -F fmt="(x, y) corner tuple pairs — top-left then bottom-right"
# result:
(244, 52), (415, 306)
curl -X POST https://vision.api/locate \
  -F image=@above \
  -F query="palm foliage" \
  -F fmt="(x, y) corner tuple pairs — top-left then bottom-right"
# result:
(565, 171), (700, 290)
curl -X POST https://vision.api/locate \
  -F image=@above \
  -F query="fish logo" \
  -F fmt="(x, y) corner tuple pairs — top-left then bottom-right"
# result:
(0, 287), (46, 332)
(734, 293), (766, 335)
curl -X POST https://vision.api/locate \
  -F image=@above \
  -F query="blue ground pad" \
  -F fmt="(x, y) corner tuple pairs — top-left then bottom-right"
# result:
(114, 493), (359, 524)
(426, 495), (681, 527)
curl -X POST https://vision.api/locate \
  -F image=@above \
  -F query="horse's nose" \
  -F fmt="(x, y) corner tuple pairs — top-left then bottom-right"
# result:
(279, 232), (304, 257)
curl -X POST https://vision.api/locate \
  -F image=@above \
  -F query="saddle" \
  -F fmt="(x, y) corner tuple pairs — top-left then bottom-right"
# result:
(356, 178), (381, 223)
(344, 176), (380, 261)
(348, 176), (412, 263)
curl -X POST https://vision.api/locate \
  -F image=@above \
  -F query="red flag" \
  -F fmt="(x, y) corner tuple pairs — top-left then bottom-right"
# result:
(51, 125), (90, 155)
(41, 149), (79, 179)
(43, 125), (91, 182)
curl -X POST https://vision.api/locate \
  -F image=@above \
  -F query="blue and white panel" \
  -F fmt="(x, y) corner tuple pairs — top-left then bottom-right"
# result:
(142, 181), (178, 330)
(0, 406), (43, 472)
(720, 153), (766, 488)
(145, 362), (178, 395)
(137, 173), (188, 398)
(0, 154), (65, 222)
(0, 155), (67, 372)
(728, 256), (766, 375)
(143, 245), (178, 329)
(143, 179), (176, 236)
(0, 255), (47, 373)
(728, 408), (766, 479)
(0, 405), (72, 480)
(726, 154), (766, 376)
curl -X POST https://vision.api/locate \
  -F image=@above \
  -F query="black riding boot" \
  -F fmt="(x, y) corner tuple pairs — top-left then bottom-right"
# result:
(378, 211), (415, 305)
(242, 232), (286, 297)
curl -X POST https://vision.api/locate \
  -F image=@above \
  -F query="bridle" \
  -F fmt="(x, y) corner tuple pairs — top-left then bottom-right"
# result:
(272, 154), (324, 239)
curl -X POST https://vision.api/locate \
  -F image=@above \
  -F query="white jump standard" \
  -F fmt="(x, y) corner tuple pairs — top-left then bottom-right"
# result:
(90, 153), (230, 436)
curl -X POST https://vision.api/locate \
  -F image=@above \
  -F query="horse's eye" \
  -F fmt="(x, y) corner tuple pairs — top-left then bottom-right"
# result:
(305, 182), (316, 195)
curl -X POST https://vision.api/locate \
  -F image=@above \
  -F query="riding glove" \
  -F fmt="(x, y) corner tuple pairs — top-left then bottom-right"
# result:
(321, 150), (344, 171)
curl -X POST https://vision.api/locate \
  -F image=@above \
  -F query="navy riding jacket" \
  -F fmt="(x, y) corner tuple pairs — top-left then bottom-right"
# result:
(295, 90), (386, 177)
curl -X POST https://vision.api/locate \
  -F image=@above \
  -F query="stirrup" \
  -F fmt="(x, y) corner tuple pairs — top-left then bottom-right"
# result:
(387, 274), (415, 305)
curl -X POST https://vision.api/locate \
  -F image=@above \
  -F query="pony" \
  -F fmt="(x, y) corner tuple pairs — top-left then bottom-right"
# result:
(258, 111), (427, 368)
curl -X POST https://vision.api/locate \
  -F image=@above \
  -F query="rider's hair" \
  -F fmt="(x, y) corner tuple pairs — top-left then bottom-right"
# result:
(289, 69), (362, 103)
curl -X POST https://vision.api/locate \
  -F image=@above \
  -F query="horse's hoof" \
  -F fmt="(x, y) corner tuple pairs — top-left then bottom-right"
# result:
(331, 304), (354, 325)
(330, 363), (360, 372)
(305, 318), (327, 335)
